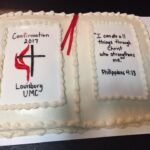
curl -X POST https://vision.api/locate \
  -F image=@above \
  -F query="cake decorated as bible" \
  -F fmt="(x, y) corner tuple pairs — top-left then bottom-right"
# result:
(0, 10), (149, 138)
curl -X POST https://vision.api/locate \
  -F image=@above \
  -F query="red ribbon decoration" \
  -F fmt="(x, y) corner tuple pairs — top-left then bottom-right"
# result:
(61, 14), (79, 55)
(15, 44), (30, 81)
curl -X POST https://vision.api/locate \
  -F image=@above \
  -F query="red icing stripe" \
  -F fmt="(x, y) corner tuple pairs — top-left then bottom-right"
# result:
(15, 44), (30, 81)
(61, 14), (79, 55)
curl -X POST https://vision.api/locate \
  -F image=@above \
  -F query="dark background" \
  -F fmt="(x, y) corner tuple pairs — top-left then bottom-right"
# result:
(0, 0), (150, 16)
(0, 0), (150, 149)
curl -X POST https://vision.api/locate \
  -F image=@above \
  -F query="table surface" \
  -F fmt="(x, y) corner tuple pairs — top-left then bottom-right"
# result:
(1, 0), (150, 149)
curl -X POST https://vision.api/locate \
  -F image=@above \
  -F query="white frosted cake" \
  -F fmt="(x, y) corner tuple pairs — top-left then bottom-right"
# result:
(0, 11), (150, 138)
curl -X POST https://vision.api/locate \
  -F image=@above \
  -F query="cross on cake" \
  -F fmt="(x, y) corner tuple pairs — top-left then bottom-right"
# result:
(0, 11), (149, 138)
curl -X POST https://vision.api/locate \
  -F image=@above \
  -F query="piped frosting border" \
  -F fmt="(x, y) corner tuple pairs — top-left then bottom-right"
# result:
(0, 11), (149, 136)
(0, 12), (80, 111)
(89, 20), (148, 101)
(82, 13), (150, 128)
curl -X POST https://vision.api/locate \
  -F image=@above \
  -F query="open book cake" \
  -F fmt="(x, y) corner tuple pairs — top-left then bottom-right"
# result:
(0, 11), (150, 138)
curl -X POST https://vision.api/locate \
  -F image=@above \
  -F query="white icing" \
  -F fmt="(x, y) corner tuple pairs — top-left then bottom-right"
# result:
(1, 22), (66, 106)
(92, 22), (148, 100)
(0, 11), (150, 138)
(78, 12), (150, 129)
(0, 12), (80, 138)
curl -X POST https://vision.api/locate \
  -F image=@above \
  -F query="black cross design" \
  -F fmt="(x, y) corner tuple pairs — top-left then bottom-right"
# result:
(17, 45), (45, 77)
